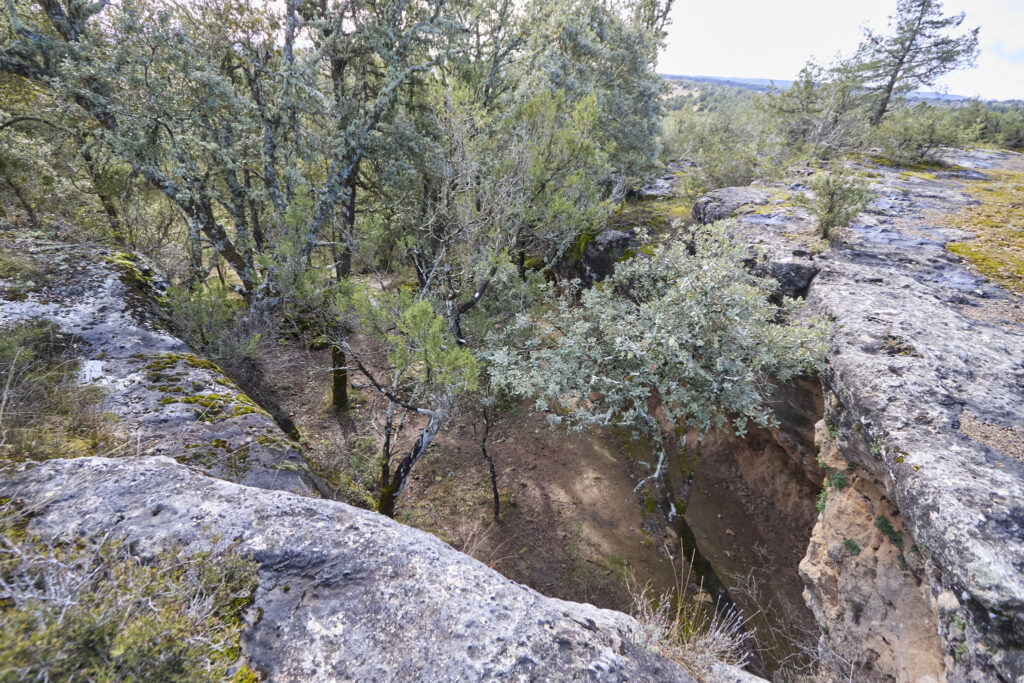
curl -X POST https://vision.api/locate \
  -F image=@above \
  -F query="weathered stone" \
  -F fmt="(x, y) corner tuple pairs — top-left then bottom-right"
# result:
(0, 456), (698, 682)
(580, 228), (640, 285)
(800, 419), (945, 682)
(0, 236), (325, 497)
(691, 187), (771, 225)
(705, 148), (1024, 682)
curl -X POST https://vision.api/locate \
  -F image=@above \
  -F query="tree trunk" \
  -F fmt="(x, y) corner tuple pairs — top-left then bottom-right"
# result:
(80, 145), (124, 244)
(452, 265), (498, 346)
(378, 404), (448, 517)
(869, 77), (898, 126)
(474, 408), (500, 521)
(327, 172), (356, 412)
(1, 170), (37, 229)
(186, 219), (205, 288)
(331, 343), (348, 412)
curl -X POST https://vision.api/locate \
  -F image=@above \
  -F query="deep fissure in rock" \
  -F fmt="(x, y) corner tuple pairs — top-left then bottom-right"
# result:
(680, 379), (826, 676)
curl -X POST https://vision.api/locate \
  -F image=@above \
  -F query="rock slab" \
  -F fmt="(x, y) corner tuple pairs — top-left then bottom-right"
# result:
(1, 456), (696, 682)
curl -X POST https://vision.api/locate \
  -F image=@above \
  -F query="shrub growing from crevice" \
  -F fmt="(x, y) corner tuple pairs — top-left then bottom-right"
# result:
(795, 166), (872, 240)
(0, 500), (259, 682)
(166, 283), (260, 367)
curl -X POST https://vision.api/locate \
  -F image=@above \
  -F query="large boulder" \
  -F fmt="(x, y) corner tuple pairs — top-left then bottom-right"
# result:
(0, 456), (696, 682)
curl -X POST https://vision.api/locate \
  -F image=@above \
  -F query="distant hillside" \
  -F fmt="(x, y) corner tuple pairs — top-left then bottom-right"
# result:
(662, 74), (973, 102)
(663, 74), (789, 92)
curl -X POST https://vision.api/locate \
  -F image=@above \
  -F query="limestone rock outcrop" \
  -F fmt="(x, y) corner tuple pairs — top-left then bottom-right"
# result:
(0, 235), (325, 496)
(0, 234), (715, 681)
(694, 150), (1024, 682)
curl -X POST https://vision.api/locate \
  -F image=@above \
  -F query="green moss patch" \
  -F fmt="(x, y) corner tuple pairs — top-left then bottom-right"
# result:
(610, 196), (693, 234)
(143, 353), (269, 424)
(945, 168), (1024, 292)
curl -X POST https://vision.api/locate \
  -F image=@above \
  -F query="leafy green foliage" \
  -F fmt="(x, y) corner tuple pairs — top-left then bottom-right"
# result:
(759, 62), (868, 159)
(661, 101), (788, 198)
(951, 101), (1024, 150)
(526, 0), (672, 187)
(871, 103), (977, 165)
(349, 288), (479, 398)
(843, 538), (862, 555)
(827, 471), (850, 489)
(0, 502), (258, 682)
(166, 284), (260, 363)
(874, 515), (905, 551)
(851, 0), (979, 125)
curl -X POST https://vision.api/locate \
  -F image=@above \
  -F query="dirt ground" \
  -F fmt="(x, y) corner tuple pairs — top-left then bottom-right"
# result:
(255, 339), (682, 612)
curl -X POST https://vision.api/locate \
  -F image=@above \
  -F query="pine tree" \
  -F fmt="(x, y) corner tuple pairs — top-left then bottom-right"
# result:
(853, 0), (979, 126)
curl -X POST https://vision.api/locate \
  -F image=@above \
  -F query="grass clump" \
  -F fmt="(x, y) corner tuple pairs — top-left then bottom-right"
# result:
(874, 515), (904, 551)
(843, 538), (861, 556)
(945, 168), (1024, 293)
(0, 249), (43, 281)
(0, 321), (123, 461)
(628, 558), (748, 678)
(0, 500), (259, 681)
(826, 471), (850, 489)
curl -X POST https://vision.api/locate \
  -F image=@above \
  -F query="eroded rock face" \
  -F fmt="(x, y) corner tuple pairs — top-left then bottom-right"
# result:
(698, 150), (1024, 682)
(0, 456), (697, 682)
(801, 418), (945, 681)
(0, 236), (324, 496)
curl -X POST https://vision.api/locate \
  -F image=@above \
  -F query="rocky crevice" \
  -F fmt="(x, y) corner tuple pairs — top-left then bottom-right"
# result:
(693, 149), (1024, 682)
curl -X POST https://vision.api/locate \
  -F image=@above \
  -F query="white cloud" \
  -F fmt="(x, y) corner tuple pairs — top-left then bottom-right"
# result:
(658, 0), (1024, 100)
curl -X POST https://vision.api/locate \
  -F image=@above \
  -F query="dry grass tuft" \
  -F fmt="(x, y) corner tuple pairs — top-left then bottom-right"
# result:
(0, 498), (260, 682)
(627, 549), (749, 678)
(0, 320), (126, 462)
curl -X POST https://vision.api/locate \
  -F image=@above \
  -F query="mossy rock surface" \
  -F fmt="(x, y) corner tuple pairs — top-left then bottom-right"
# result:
(943, 167), (1024, 292)
(0, 236), (326, 498)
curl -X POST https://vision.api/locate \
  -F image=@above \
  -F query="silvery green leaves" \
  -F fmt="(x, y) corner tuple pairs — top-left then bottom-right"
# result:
(488, 223), (829, 453)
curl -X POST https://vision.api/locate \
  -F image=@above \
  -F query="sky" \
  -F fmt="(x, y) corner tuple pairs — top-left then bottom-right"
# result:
(657, 0), (1024, 101)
